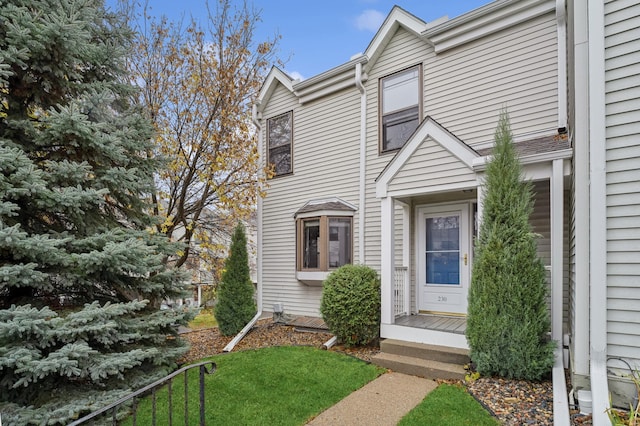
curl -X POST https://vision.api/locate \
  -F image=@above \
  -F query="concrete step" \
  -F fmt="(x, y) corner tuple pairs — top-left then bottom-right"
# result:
(371, 352), (467, 381)
(379, 339), (470, 365)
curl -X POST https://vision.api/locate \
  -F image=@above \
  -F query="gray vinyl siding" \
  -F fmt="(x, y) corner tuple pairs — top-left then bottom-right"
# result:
(605, 0), (640, 366)
(425, 12), (559, 147)
(364, 27), (433, 273)
(530, 181), (571, 329)
(387, 136), (477, 193)
(260, 82), (361, 316)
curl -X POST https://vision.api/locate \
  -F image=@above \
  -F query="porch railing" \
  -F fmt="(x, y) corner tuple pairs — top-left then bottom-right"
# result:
(394, 266), (408, 317)
(68, 360), (217, 426)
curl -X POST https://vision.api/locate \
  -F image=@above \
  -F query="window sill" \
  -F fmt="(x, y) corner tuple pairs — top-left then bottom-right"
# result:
(296, 270), (330, 286)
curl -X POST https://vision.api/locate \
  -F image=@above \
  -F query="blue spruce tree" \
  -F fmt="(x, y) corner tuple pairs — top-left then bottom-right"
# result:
(0, 1), (191, 423)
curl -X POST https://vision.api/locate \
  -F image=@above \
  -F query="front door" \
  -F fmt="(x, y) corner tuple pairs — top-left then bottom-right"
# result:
(417, 204), (471, 315)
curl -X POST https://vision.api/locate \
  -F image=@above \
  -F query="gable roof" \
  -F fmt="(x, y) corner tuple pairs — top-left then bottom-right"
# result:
(255, 1), (555, 111)
(363, 6), (432, 72)
(376, 117), (479, 197)
(255, 66), (295, 114)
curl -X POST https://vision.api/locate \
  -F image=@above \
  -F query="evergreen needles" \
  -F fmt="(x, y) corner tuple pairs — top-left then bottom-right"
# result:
(0, 1), (191, 423)
(215, 223), (256, 336)
(466, 111), (555, 381)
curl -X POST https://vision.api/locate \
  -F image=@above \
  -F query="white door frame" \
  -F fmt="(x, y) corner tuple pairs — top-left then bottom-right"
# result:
(416, 202), (472, 315)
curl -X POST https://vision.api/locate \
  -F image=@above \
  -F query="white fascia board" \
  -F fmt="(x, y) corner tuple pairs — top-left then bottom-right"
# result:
(424, 0), (555, 53)
(256, 67), (295, 114)
(364, 7), (428, 71)
(386, 180), (479, 200)
(376, 118), (478, 198)
(556, 0), (568, 129)
(293, 56), (367, 92)
(297, 77), (360, 105)
(295, 210), (355, 219)
(472, 149), (573, 172)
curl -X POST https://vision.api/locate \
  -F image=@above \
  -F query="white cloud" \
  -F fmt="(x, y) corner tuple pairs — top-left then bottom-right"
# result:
(288, 71), (305, 82)
(355, 9), (385, 32)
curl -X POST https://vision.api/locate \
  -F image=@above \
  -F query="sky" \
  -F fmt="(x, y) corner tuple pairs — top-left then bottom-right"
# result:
(106, 0), (494, 81)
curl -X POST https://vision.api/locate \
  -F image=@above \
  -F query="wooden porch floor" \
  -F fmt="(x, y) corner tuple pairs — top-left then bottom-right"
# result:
(284, 314), (466, 335)
(395, 314), (467, 335)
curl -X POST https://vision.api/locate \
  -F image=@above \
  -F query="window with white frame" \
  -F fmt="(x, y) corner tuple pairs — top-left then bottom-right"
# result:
(380, 65), (422, 152)
(267, 111), (292, 176)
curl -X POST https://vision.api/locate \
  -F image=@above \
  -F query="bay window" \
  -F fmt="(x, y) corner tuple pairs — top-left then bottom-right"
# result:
(297, 216), (352, 271)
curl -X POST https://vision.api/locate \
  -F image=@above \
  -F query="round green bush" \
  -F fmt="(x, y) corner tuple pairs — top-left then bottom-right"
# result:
(320, 264), (381, 347)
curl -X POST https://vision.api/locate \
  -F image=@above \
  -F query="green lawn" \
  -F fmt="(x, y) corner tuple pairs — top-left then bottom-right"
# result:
(187, 309), (217, 329)
(399, 383), (499, 426)
(123, 346), (385, 425)
(118, 347), (498, 426)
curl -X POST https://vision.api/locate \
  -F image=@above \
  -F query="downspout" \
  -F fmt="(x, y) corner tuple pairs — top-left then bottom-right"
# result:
(588, 0), (610, 422)
(355, 62), (366, 265)
(223, 103), (264, 352)
(552, 1), (571, 424)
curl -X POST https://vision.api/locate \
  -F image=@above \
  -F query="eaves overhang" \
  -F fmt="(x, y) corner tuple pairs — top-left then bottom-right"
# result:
(423, 0), (555, 53)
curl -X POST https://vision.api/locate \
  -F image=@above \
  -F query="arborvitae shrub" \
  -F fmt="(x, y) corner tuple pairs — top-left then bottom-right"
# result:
(320, 264), (380, 347)
(215, 223), (256, 335)
(466, 111), (555, 381)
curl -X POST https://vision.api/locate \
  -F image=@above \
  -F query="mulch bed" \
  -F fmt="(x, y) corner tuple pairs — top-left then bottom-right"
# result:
(178, 318), (560, 425)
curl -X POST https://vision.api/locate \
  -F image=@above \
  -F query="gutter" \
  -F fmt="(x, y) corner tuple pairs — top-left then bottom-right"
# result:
(355, 63), (367, 265)
(223, 104), (264, 352)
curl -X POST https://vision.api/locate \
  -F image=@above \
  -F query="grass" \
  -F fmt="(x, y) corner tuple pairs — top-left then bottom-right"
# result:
(399, 383), (499, 426)
(187, 309), (217, 329)
(122, 346), (385, 425)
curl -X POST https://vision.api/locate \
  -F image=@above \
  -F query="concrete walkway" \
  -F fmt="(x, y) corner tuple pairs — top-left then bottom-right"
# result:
(306, 372), (437, 426)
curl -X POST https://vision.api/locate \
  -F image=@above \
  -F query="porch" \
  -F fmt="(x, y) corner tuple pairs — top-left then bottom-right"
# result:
(375, 119), (572, 351)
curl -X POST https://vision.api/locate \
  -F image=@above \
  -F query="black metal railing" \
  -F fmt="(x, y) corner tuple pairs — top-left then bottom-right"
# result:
(68, 361), (217, 426)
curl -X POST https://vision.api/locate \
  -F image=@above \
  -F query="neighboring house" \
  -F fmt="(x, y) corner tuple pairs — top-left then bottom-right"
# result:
(253, 0), (638, 423)
(170, 209), (258, 306)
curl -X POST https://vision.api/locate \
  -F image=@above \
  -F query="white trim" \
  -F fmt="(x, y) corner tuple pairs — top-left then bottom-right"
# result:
(295, 270), (330, 286)
(297, 77), (362, 105)
(400, 201), (411, 313)
(364, 7), (427, 71)
(385, 181), (479, 200)
(472, 148), (573, 170)
(424, 0), (555, 53)
(293, 56), (367, 91)
(551, 158), (564, 342)
(556, 0), (567, 130)
(380, 197), (395, 324)
(295, 210), (355, 219)
(588, 0), (610, 422)
(256, 67), (294, 114)
(376, 117), (478, 198)
(416, 203), (471, 315)
(356, 63), (367, 265)
(571, 0), (590, 379)
(380, 323), (469, 349)
(253, 104), (264, 316)
(553, 346), (571, 425)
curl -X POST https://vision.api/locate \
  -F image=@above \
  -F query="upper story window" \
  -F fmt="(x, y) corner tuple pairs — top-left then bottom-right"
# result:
(267, 111), (293, 177)
(380, 65), (422, 152)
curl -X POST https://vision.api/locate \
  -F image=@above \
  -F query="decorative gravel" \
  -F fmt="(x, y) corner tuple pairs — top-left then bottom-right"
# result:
(179, 319), (559, 424)
(467, 376), (553, 425)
